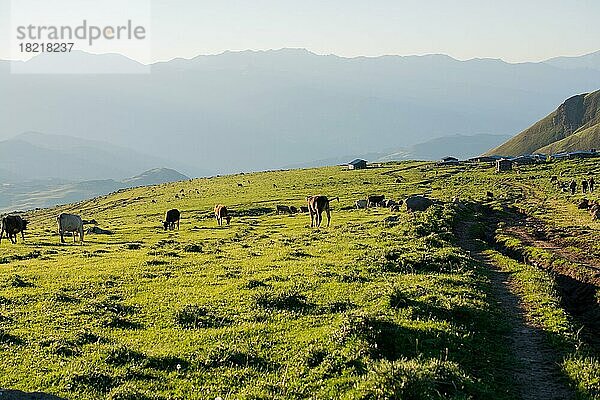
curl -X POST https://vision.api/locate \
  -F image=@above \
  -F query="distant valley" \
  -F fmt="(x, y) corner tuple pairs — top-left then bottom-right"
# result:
(0, 167), (189, 212)
(0, 132), (193, 211)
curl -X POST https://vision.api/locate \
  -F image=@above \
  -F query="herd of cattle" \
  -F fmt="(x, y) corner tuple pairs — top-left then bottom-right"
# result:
(0, 193), (436, 245)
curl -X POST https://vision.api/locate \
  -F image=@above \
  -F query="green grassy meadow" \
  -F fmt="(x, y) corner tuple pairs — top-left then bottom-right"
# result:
(0, 161), (599, 399)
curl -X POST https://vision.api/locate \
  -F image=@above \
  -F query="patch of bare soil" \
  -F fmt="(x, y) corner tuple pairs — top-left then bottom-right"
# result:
(502, 221), (600, 349)
(505, 220), (600, 285)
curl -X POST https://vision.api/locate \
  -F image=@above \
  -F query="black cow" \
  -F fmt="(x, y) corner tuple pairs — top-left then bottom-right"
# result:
(367, 195), (385, 208)
(0, 215), (28, 244)
(163, 209), (181, 230)
(276, 205), (292, 214)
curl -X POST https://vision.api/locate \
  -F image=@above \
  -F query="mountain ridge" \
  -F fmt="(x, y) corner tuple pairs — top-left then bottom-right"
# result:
(3, 50), (600, 173)
(486, 90), (600, 156)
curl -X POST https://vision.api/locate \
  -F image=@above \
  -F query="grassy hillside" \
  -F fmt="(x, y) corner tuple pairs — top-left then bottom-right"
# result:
(0, 161), (599, 399)
(487, 90), (600, 156)
(538, 119), (600, 154)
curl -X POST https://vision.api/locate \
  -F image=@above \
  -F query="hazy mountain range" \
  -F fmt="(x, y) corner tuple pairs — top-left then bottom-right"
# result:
(2, 49), (600, 174)
(0, 132), (201, 182)
(488, 89), (600, 156)
(0, 167), (189, 212)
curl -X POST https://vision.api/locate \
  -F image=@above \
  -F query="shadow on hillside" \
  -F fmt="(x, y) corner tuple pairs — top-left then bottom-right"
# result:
(0, 389), (66, 400)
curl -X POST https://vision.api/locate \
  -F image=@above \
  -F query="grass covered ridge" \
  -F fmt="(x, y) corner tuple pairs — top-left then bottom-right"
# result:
(0, 159), (599, 399)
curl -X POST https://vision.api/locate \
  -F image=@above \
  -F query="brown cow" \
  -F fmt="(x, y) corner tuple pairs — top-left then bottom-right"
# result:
(306, 196), (339, 227)
(214, 204), (231, 226)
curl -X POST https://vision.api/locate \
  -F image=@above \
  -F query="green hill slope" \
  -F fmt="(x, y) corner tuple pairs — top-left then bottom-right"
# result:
(537, 119), (600, 154)
(1, 162), (599, 398)
(486, 90), (600, 156)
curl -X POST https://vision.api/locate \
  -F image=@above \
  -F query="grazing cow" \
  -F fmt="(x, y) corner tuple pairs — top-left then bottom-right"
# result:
(237, 183), (243, 187)
(405, 195), (434, 212)
(214, 204), (231, 226)
(306, 196), (339, 227)
(0, 215), (28, 244)
(163, 209), (181, 230)
(276, 205), (292, 214)
(57, 213), (84, 244)
(300, 206), (309, 213)
(589, 177), (595, 193)
(367, 195), (385, 208)
(290, 206), (299, 214)
(590, 203), (599, 221)
(578, 199), (590, 210)
(355, 199), (368, 209)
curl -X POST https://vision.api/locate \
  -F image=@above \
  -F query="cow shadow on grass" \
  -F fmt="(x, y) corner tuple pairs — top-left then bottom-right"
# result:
(0, 389), (66, 400)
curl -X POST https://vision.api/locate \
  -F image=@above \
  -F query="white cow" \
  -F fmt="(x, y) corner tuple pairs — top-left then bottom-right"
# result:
(57, 213), (84, 244)
(355, 199), (368, 209)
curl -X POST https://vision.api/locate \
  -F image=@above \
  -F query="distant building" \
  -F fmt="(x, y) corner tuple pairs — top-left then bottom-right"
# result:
(467, 156), (502, 163)
(348, 159), (368, 170)
(437, 156), (460, 166)
(568, 150), (597, 159)
(496, 158), (513, 172)
(551, 152), (570, 160)
(512, 155), (537, 165)
(441, 156), (459, 163)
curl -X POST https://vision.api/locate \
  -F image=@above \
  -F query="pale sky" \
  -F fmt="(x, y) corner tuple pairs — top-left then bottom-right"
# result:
(1, 0), (599, 64)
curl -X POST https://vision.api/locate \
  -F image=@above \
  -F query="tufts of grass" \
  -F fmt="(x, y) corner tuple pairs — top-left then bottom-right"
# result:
(107, 383), (157, 400)
(0, 329), (23, 345)
(253, 288), (314, 313)
(201, 342), (270, 370)
(356, 357), (474, 400)
(174, 305), (230, 329)
(183, 243), (202, 253)
(6, 274), (34, 288)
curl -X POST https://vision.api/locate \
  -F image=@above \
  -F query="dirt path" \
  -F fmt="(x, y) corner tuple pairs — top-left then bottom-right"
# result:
(478, 251), (574, 400)
(456, 220), (574, 399)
